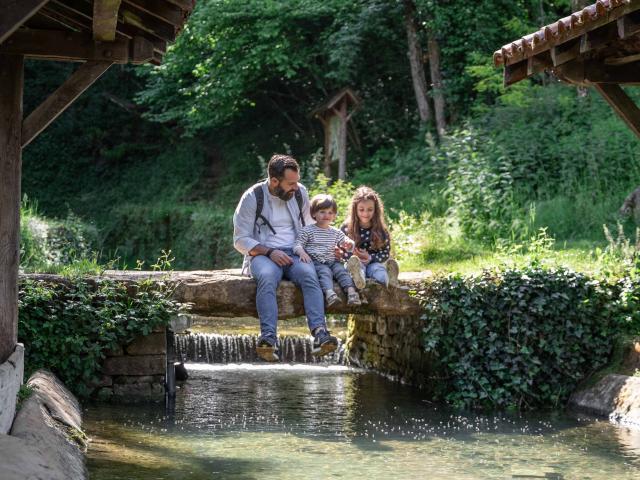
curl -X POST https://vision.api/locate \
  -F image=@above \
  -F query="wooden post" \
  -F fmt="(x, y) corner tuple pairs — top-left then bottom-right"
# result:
(0, 54), (23, 363)
(337, 100), (348, 180)
(594, 83), (640, 139)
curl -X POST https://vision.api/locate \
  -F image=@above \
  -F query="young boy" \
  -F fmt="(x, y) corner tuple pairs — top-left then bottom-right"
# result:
(294, 194), (362, 306)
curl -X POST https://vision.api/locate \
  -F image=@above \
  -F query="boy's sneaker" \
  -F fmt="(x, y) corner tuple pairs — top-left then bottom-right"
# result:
(346, 256), (366, 290)
(256, 336), (279, 362)
(385, 258), (400, 288)
(325, 289), (341, 307)
(311, 328), (339, 357)
(347, 290), (361, 306)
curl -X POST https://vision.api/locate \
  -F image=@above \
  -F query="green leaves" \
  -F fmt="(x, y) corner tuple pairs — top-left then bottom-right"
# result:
(18, 278), (186, 399)
(416, 265), (618, 410)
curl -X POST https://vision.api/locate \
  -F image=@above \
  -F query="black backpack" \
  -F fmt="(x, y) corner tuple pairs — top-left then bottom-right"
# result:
(253, 184), (305, 234)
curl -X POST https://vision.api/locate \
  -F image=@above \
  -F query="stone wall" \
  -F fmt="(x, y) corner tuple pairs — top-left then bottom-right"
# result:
(97, 330), (166, 402)
(346, 314), (436, 389)
(0, 344), (23, 434)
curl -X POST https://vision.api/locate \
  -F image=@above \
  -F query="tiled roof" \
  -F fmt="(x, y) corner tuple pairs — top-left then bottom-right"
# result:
(494, 0), (639, 68)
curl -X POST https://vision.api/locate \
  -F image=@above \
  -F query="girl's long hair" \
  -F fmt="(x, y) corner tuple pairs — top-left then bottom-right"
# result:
(344, 186), (389, 250)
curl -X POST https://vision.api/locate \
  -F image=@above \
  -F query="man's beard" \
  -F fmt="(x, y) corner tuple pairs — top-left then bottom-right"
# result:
(274, 185), (294, 201)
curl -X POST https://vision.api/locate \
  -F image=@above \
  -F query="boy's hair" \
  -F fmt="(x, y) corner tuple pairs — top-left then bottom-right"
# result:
(268, 154), (299, 180)
(310, 194), (337, 219)
(344, 186), (389, 249)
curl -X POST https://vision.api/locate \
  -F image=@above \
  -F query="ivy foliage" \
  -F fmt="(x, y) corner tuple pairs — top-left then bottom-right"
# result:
(18, 277), (185, 399)
(416, 266), (616, 410)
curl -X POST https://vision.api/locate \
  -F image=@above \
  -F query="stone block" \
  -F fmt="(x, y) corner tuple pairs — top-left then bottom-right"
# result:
(569, 374), (640, 427)
(102, 355), (165, 376)
(375, 317), (387, 335)
(387, 318), (399, 335)
(105, 344), (124, 356)
(0, 344), (24, 434)
(114, 375), (157, 384)
(114, 382), (151, 397)
(10, 370), (86, 479)
(126, 332), (167, 355)
(93, 375), (113, 387)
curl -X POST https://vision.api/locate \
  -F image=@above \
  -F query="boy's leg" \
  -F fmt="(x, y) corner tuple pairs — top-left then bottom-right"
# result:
(284, 255), (326, 333)
(313, 261), (335, 292)
(250, 255), (283, 346)
(315, 261), (340, 306)
(366, 262), (389, 286)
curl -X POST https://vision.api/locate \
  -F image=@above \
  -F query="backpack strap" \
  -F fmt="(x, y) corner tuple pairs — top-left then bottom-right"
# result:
(253, 185), (276, 235)
(294, 188), (306, 227)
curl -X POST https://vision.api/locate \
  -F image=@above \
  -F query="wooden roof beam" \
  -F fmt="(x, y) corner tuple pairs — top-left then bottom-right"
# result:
(164, 0), (194, 11)
(51, 0), (167, 53)
(22, 61), (112, 148)
(0, 29), (153, 64)
(550, 37), (580, 67)
(0, 0), (50, 44)
(556, 59), (640, 85)
(618, 9), (640, 38)
(594, 83), (640, 139)
(93, 0), (121, 41)
(122, 0), (185, 27)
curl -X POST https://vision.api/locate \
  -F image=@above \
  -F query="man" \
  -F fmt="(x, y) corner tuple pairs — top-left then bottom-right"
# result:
(233, 154), (338, 361)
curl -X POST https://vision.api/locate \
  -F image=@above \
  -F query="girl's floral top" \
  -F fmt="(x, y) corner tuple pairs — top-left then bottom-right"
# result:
(340, 223), (390, 263)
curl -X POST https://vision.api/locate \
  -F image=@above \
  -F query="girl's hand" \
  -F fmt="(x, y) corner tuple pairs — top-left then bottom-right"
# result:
(299, 251), (312, 263)
(355, 248), (371, 264)
(340, 239), (355, 251)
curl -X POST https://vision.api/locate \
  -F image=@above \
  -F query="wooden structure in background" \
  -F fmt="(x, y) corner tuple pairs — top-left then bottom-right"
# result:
(0, 0), (194, 364)
(493, 0), (640, 138)
(312, 88), (360, 180)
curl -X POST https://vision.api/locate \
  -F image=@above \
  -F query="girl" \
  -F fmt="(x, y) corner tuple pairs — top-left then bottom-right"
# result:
(341, 186), (399, 289)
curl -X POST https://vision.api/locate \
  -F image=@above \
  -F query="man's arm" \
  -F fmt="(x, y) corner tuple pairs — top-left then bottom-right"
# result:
(232, 189), (260, 255)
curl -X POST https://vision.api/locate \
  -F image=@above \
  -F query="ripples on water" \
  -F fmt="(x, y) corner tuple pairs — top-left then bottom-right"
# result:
(85, 364), (640, 480)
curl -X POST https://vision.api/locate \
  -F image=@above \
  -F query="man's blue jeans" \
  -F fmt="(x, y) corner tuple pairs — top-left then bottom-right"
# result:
(250, 248), (325, 341)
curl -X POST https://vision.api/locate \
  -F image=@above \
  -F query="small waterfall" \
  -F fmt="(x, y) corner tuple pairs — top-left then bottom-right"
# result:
(175, 333), (347, 365)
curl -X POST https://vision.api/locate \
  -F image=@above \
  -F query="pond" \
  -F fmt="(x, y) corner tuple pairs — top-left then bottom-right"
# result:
(85, 363), (640, 479)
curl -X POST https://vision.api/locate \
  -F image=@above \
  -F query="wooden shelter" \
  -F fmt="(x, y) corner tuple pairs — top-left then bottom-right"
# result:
(0, 0), (194, 366)
(311, 88), (360, 180)
(493, 0), (640, 138)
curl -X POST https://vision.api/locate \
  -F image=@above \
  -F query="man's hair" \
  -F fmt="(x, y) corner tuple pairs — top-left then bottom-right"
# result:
(310, 194), (337, 219)
(268, 154), (299, 180)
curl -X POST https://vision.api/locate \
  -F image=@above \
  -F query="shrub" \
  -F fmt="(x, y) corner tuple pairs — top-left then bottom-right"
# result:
(415, 266), (615, 410)
(18, 276), (186, 399)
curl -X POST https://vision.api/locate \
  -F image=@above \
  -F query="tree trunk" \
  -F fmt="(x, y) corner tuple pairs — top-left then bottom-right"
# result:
(427, 30), (446, 136)
(403, 0), (432, 124)
(0, 54), (23, 363)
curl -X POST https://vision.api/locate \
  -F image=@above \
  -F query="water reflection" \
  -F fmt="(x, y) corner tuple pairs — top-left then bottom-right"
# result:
(86, 365), (640, 480)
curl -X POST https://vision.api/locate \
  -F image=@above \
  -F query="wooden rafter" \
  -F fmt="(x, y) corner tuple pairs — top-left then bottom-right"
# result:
(51, 0), (168, 53)
(0, 0), (50, 44)
(93, 0), (122, 41)
(122, 0), (185, 27)
(22, 61), (112, 148)
(0, 29), (153, 64)
(594, 83), (640, 138)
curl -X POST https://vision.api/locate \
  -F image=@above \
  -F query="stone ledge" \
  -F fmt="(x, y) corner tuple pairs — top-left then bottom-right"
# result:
(2, 370), (87, 480)
(22, 269), (426, 318)
(0, 344), (24, 434)
(569, 374), (640, 427)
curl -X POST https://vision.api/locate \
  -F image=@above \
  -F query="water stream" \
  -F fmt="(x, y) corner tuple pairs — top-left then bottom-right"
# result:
(85, 363), (640, 479)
